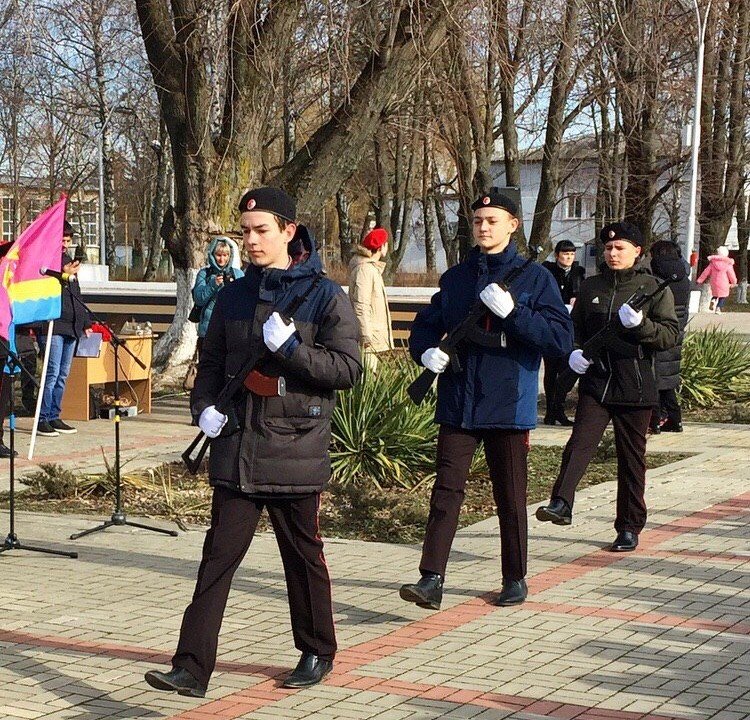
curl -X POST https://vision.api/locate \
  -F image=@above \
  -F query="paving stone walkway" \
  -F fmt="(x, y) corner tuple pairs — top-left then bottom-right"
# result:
(0, 413), (748, 720)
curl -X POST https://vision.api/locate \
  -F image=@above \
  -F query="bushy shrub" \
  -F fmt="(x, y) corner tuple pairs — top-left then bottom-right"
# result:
(21, 464), (78, 499)
(679, 328), (750, 408)
(331, 352), (437, 490)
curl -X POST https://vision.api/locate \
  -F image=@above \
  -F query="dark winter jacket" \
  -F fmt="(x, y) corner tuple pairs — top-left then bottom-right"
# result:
(192, 238), (244, 337)
(651, 256), (691, 391)
(409, 242), (574, 430)
(52, 253), (92, 338)
(192, 226), (362, 496)
(572, 264), (679, 406)
(542, 260), (586, 304)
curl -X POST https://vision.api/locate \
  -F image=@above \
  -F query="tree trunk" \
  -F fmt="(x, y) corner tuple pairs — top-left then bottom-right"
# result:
(736, 189), (748, 302)
(528, 0), (580, 253)
(335, 189), (354, 264)
(422, 136), (436, 273)
(432, 163), (457, 267)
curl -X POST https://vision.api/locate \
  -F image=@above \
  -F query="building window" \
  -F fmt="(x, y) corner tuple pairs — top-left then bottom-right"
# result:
(2, 197), (16, 242)
(69, 200), (98, 247)
(564, 194), (584, 220)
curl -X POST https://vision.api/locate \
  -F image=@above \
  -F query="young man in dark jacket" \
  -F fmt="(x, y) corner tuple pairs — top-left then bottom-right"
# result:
(649, 241), (690, 433)
(36, 222), (92, 437)
(145, 187), (361, 697)
(542, 240), (586, 425)
(536, 223), (679, 551)
(399, 190), (573, 610)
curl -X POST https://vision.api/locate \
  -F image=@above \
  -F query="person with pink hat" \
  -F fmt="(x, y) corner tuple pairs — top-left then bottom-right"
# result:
(348, 226), (394, 368)
(697, 246), (737, 312)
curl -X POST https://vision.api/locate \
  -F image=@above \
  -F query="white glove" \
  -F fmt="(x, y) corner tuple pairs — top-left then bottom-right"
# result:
(565, 304), (574, 314)
(618, 303), (643, 329)
(199, 405), (228, 438)
(263, 311), (296, 352)
(568, 348), (593, 375)
(479, 283), (515, 319)
(421, 347), (450, 374)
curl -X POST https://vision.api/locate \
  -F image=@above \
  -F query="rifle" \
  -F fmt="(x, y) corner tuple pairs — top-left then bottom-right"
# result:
(407, 246), (542, 405)
(557, 273), (678, 389)
(181, 272), (324, 474)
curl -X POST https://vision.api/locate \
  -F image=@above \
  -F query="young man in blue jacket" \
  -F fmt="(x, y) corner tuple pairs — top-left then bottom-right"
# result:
(400, 191), (573, 609)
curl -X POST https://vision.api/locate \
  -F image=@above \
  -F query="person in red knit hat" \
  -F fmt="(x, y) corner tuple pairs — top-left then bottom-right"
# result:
(348, 226), (394, 370)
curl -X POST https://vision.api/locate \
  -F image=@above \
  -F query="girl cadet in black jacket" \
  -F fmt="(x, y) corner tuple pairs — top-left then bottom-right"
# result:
(144, 187), (361, 698)
(536, 222), (678, 552)
(649, 241), (691, 433)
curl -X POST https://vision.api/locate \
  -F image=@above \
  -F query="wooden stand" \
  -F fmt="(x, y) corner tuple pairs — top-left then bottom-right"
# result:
(60, 335), (153, 421)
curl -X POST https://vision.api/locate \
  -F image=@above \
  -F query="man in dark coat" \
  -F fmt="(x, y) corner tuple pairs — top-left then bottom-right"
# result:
(144, 187), (361, 698)
(542, 240), (586, 425)
(649, 241), (690, 432)
(35, 222), (92, 437)
(399, 190), (573, 610)
(536, 223), (679, 552)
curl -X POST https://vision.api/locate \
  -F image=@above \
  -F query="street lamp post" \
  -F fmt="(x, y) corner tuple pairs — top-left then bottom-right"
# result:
(684, 0), (712, 270)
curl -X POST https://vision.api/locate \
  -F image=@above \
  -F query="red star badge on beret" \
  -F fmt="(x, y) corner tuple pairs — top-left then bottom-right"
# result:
(247, 198), (256, 210)
(608, 230), (615, 238)
(482, 196), (490, 205)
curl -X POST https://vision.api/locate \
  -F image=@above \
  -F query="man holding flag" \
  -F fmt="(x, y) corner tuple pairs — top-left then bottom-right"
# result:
(0, 197), (70, 444)
(35, 222), (92, 437)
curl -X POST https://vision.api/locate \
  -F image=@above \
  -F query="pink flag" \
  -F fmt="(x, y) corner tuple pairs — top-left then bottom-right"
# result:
(0, 196), (66, 344)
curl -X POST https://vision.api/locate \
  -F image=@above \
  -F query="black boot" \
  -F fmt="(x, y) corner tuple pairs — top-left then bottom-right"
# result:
(399, 572), (443, 610)
(659, 418), (683, 433)
(535, 498), (572, 525)
(609, 531), (638, 552)
(144, 667), (206, 698)
(282, 653), (333, 688)
(493, 579), (528, 606)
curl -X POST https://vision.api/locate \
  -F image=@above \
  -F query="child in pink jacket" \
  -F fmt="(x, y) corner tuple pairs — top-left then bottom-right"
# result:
(697, 246), (737, 312)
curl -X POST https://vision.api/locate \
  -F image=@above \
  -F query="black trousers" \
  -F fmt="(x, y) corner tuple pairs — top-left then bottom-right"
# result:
(420, 425), (529, 581)
(655, 388), (682, 426)
(543, 355), (577, 415)
(551, 393), (651, 534)
(172, 486), (336, 686)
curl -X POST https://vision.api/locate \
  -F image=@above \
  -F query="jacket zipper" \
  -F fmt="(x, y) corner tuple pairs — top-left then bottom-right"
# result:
(601, 274), (617, 404)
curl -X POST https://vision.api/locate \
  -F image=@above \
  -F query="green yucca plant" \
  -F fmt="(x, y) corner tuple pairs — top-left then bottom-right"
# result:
(331, 352), (438, 490)
(679, 328), (750, 408)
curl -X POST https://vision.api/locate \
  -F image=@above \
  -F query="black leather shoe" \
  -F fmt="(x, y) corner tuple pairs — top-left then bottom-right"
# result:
(543, 412), (574, 427)
(659, 419), (683, 433)
(493, 579), (528, 606)
(399, 573), (443, 610)
(0, 443), (17, 458)
(535, 498), (572, 526)
(609, 531), (638, 552)
(282, 653), (333, 688)
(144, 667), (206, 698)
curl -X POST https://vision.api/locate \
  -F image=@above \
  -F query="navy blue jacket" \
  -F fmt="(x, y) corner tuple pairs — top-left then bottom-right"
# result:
(409, 243), (574, 430)
(192, 226), (362, 495)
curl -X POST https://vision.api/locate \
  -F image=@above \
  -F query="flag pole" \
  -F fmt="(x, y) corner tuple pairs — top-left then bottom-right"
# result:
(27, 320), (53, 460)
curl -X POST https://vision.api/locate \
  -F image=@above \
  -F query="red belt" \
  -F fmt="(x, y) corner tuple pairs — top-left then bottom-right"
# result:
(244, 370), (287, 397)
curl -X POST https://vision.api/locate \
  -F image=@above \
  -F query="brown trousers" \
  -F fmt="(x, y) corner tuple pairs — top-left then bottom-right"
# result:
(551, 392), (651, 534)
(420, 425), (529, 581)
(172, 486), (336, 686)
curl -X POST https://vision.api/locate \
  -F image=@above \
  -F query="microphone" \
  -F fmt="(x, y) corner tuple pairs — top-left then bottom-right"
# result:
(40, 267), (71, 283)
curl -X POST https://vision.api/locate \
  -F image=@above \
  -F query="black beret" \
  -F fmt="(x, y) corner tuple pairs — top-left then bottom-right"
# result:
(63, 221), (75, 237)
(471, 190), (518, 217)
(238, 186), (296, 222)
(600, 222), (643, 248)
(554, 240), (577, 254)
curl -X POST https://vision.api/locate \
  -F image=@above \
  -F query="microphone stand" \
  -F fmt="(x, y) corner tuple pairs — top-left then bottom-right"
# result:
(58, 286), (178, 540)
(0, 340), (77, 558)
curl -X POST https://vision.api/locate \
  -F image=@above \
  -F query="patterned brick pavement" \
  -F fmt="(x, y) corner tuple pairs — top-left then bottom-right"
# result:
(1, 420), (748, 720)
